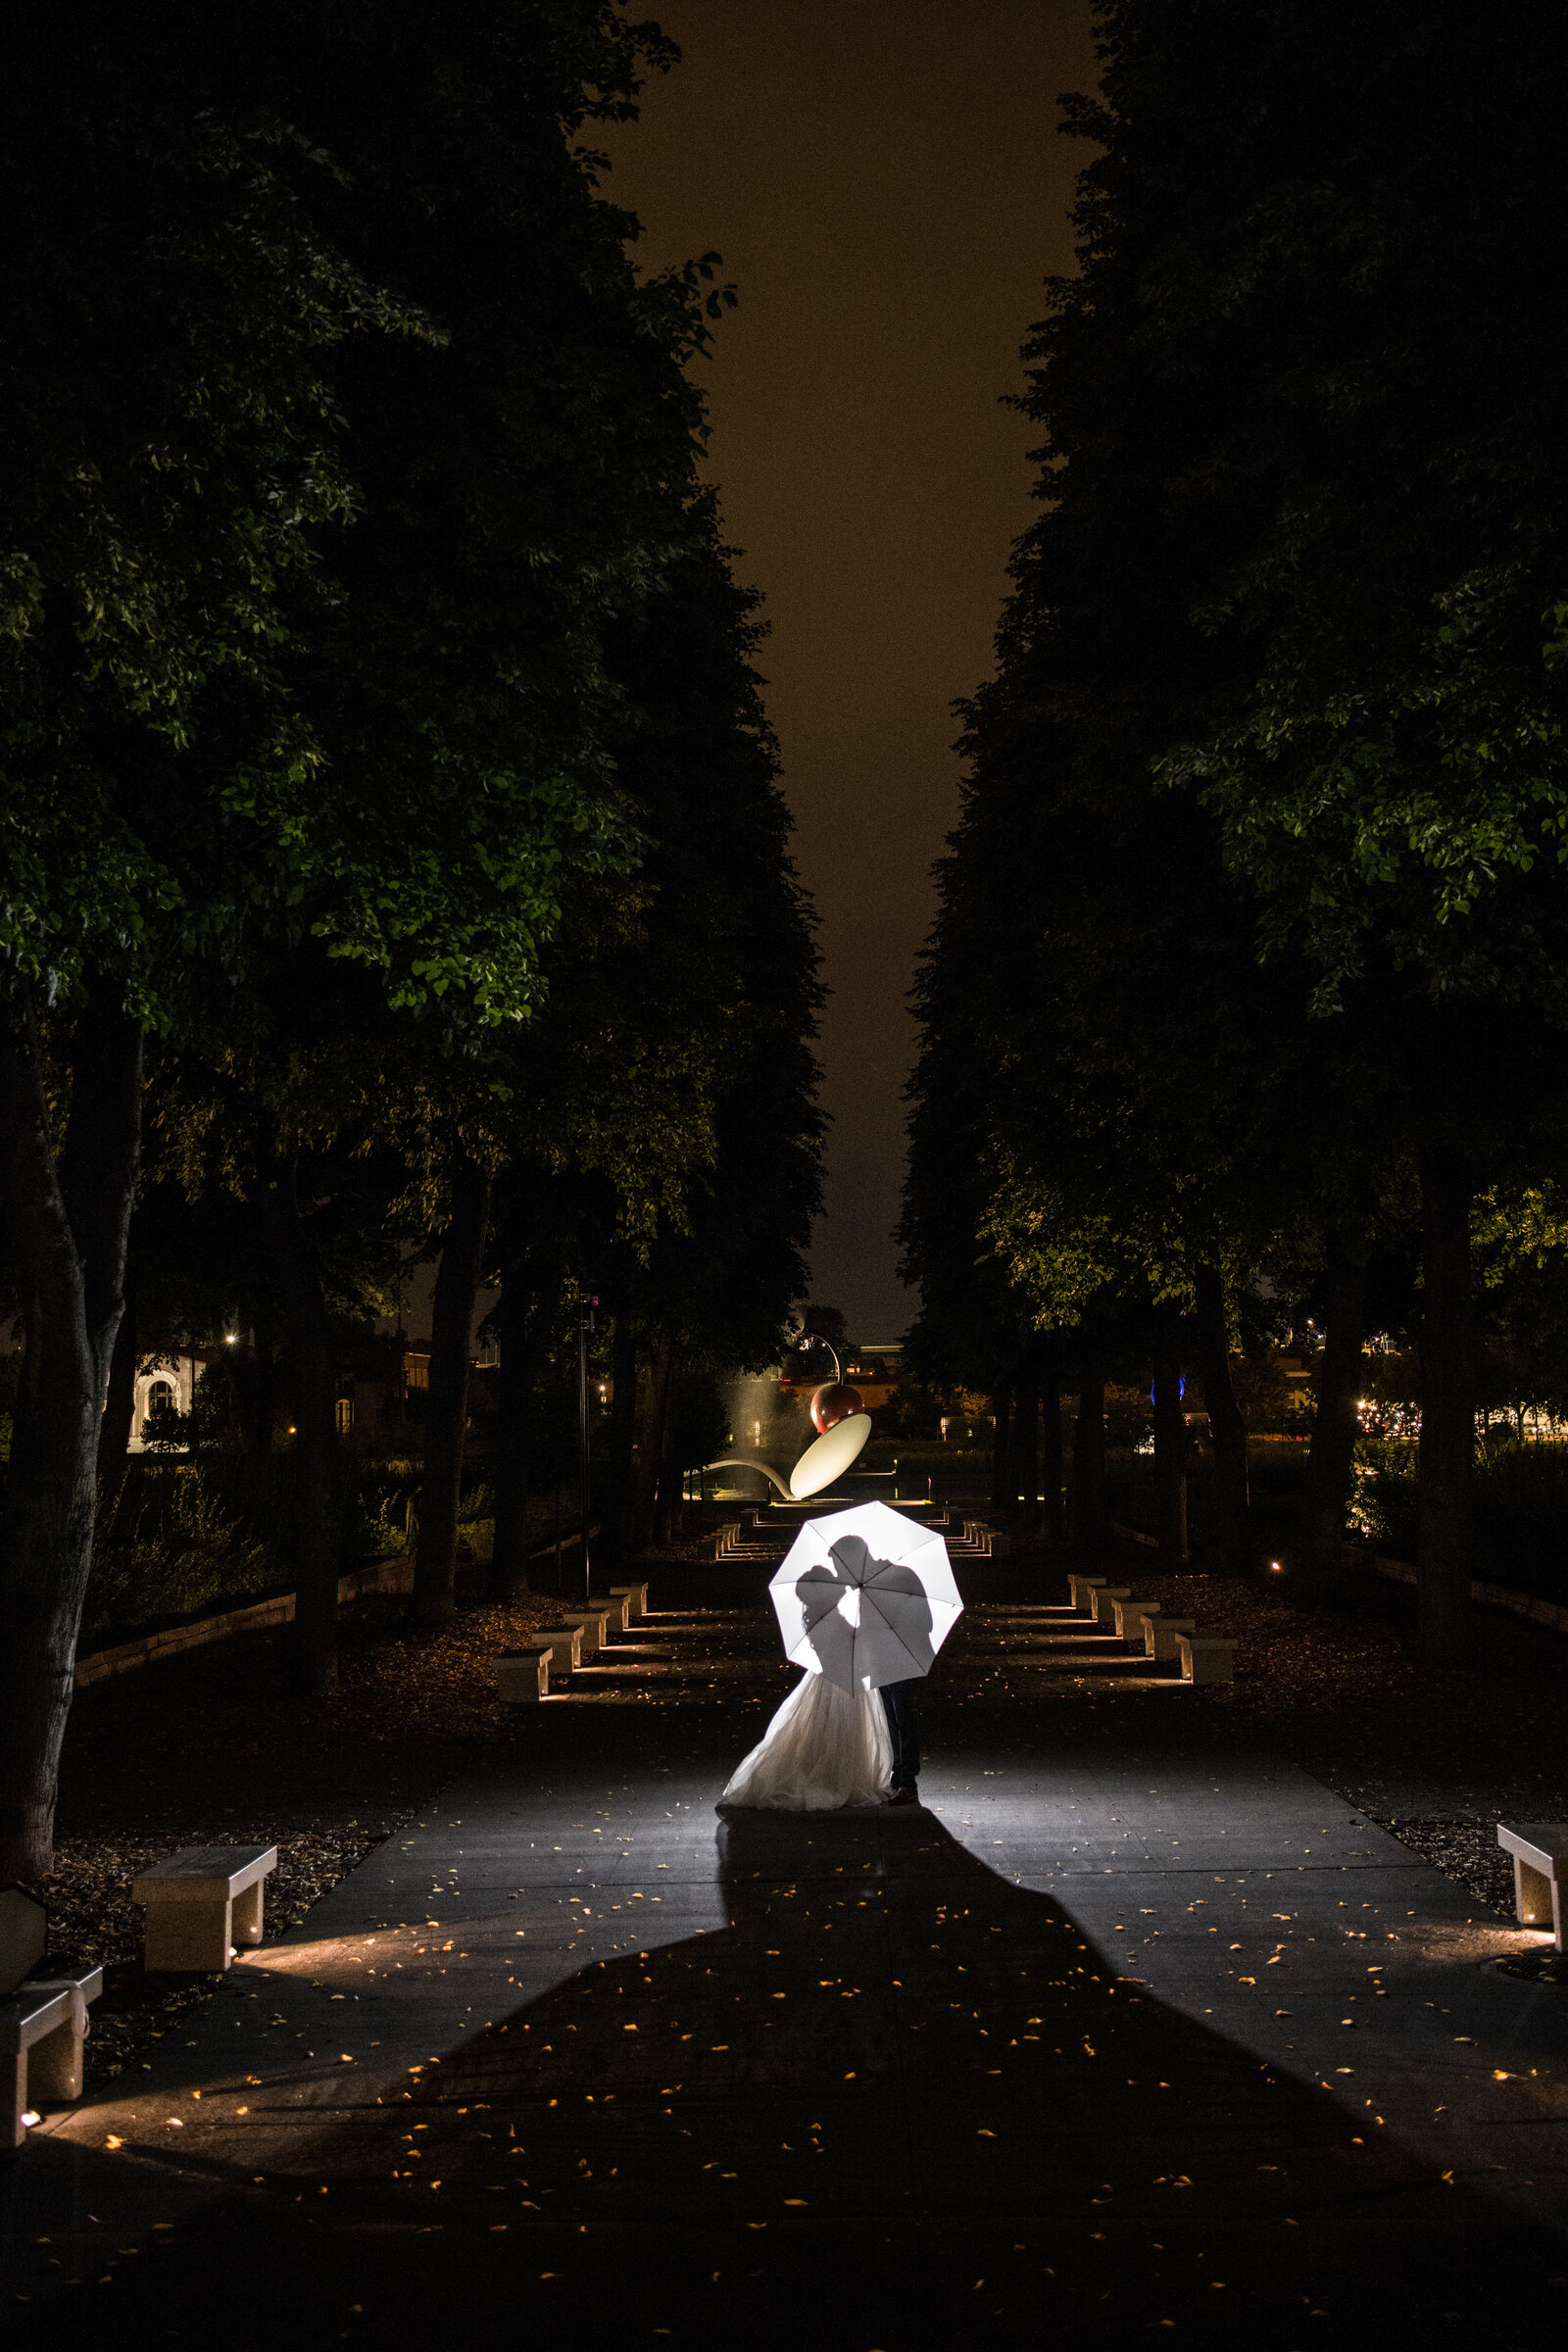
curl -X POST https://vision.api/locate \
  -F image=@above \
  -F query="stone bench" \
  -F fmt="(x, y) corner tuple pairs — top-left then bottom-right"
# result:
(1066, 1574), (1107, 1616)
(131, 1844), (278, 1972)
(1497, 1823), (1568, 1948)
(2, 1968), (104, 2150)
(533, 1624), (585, 1672)
(1, 1886), (47, 1992)
(495, 1643), (554, 1703)
(1091, 1585), (1131, 1627)
(610, 1582), (650, 1622)
(1145, 1615), (1195, 1663)
(562, 1606), (612, 1657)
(1111, 1597), (1159, 1642)
(1178, 1634), (1236, 1685)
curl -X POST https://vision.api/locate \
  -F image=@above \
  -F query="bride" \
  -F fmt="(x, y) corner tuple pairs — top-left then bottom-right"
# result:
(718, 1666), (892, 1811)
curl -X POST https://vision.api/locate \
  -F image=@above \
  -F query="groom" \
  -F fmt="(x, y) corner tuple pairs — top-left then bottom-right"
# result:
(881, 1679), (920, 1806)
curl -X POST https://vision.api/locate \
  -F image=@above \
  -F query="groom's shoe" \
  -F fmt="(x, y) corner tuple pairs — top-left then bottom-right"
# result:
(888, 1783), (919, 1807)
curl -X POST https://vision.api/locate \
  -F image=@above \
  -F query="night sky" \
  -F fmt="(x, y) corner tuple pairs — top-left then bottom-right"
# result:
(608, 0), (1096, 1343)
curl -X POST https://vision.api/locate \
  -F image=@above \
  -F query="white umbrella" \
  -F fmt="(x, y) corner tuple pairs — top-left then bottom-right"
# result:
(767, 1500), (963, 1695)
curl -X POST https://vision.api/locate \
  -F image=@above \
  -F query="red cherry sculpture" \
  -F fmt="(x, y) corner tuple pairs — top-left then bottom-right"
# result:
(810, 1381), (864, 1434)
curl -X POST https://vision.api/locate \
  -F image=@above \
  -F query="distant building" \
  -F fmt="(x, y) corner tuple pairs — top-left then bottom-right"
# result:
(776, 1340), (905, 1413)
(127, 1331), (496, 1449)
(129, 1347), (222, 1448)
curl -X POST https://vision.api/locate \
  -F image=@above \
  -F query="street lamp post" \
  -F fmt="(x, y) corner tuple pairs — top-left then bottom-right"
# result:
(577, 1296), (598, 1604)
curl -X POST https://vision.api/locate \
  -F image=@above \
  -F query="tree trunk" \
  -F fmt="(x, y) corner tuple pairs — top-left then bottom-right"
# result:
(491, 1269), (532, 1599)
(630, 1338), (672, 1554)
(239, 1298), (276, 1460)
(491, 1255), (564, 1599)
(1194, 1261), (1251, 1577)
(0, 985), (142, 1880)
(1417, 1149), (1473, 1666)
(261, 1161), (341, 1691)
(1068, 1332), (1108, 1547)
(989, 1380), (1013, 1513)
(654, 1355), (682, 1544)
(1010, 1375), (1039, 1531)
(1152, 1308), (1189, 1569)
(1298, 1235), (1368, 1591)
(600, 1314), (638, 1568)
(98, 1293), (138, 1490)
(1041, 1378), (1066, 1546)
(414, 1159), (491, 1626)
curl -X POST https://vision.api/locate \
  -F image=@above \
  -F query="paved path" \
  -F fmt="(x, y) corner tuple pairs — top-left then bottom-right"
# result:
(7, 1560), (1568, 2346)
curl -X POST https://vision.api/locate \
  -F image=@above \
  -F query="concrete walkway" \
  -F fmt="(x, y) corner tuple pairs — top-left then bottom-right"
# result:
(7, 1562), (1568, 2345)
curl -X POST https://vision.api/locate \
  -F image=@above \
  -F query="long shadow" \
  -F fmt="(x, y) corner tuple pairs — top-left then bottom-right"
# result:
(13, 1807), (1565, 2348)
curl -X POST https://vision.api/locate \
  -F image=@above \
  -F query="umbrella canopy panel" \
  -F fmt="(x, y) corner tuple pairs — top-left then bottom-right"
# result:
(768, 1501), (963, 1694)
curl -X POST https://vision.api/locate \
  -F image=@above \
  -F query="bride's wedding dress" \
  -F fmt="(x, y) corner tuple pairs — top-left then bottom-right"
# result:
(719, 1669), (892, 1810)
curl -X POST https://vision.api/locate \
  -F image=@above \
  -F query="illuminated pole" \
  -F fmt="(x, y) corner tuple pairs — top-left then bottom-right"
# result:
(797, 1334), (843, 1382)
(577, 1296), (597, 1603)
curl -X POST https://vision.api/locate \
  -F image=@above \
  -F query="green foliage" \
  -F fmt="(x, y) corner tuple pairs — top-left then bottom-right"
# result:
(0, 25), (433, 1025)
(1102, 1387), (1154, 1450)
(904, 0), (1568, 1619)
(1229, 1353), (1310, 1436)
(494, 503), (822, 1385)
(138, 1394), (190, 1455)
(85, 1468), (272, 1637)
(1348, 1436), (1418, 1552)
(1352, 1436), (1568, 1608)
(1, 1), (727, 1060)
(1470, 1444), (1568, 1603)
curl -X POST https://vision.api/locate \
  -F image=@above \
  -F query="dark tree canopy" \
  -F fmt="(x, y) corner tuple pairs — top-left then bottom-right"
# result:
(0, 2), (818, 1871)
(904, 0), (1568, 1635)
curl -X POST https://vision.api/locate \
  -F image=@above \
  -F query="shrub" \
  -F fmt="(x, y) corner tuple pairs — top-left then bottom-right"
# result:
(1470, 1442), (1568, 1603)
(1348, 1436), (1419, 1555)
(85, 1467), (273, 1637)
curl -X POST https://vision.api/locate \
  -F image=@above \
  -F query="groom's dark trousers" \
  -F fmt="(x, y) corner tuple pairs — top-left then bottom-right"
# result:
(880, 1679), (921, 1788)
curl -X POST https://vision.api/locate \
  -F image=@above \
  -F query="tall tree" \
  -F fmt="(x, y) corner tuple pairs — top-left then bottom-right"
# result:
(0, 18), (424, 1875)
(0, 0), (728, 1867)
(910, 0), (1568, 1645)
(510, 509), (824, 1560)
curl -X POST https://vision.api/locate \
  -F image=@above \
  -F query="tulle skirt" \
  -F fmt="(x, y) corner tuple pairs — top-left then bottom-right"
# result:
(719, 1669), (894, 1811)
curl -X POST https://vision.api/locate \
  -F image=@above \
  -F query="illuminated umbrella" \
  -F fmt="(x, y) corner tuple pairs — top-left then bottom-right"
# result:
(767, 1500), (963, 1695)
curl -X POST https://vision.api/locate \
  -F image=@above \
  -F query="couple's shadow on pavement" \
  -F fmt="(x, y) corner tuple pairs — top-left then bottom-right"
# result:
(17, 1806), (1564, 2351)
